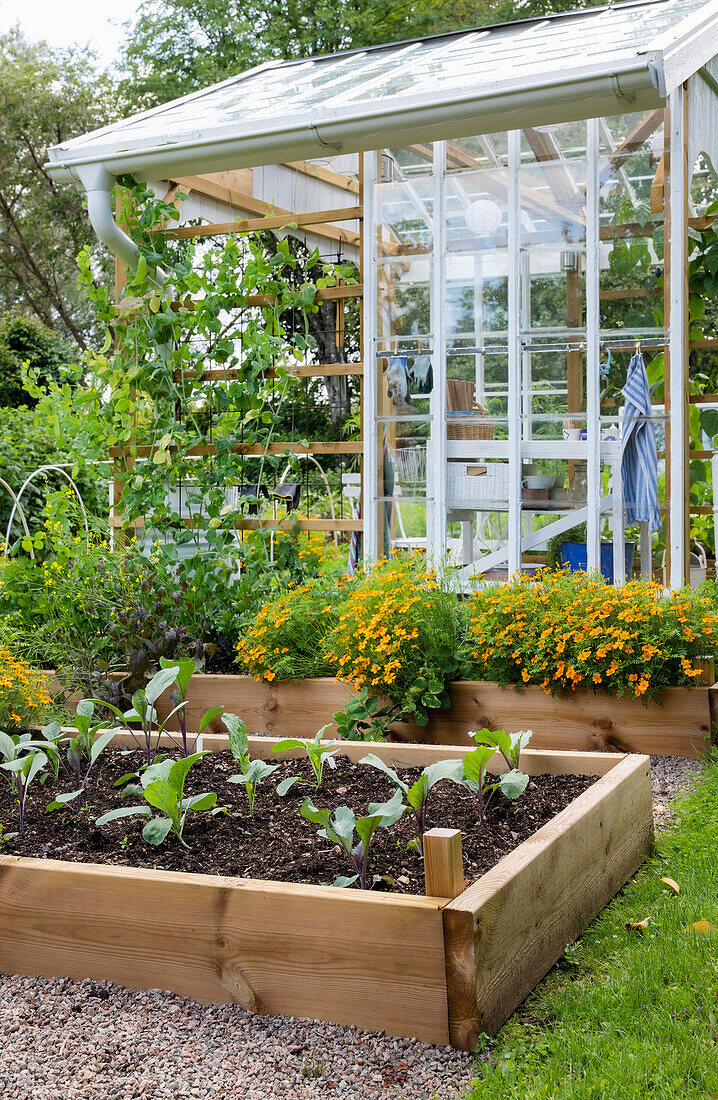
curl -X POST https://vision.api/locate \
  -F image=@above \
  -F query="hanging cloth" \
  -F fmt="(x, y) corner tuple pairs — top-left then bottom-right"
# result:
(620, 351), (661, 531)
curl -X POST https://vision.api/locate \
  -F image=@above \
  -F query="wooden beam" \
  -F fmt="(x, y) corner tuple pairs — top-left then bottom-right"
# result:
(246, 284), (362, 307)
(650, 154), (666, 215)
(174, 171), (254, 206)
(163, 206), (362, 242)
(0, 855), (448, 1044)
(108, 515), (362, 532)
(180, 363), (364, 382)
(599, 287), (661, 300)
(282, 160), (360, 194)
(171, 178), (359, 247)
(109, 440), (363, 458)
(598, 109), (664, 186)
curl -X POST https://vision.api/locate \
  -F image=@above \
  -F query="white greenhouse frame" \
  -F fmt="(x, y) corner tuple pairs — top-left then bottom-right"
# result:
(46, 0), (718, 588)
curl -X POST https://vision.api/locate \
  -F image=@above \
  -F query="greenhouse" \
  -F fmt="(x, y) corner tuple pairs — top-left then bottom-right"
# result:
(46, 0), (718, 588)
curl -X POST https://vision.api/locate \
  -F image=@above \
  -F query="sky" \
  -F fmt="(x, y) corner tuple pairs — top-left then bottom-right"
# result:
(0, 0), (141, 66)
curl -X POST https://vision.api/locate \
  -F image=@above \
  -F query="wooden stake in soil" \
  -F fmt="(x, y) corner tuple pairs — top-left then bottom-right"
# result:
(423, 829), (464, 899)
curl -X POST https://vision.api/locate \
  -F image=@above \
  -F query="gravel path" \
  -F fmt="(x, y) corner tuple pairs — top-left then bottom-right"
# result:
(650, 754), (704, 830)
(0, 975), (477, 1100)
(0, 754), (703, 1100)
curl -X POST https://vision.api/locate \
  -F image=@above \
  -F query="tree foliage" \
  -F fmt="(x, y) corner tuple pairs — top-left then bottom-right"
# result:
(0, 29), (113, 348)
(119, 0), (606, 110)
(0, 312), (75, 407)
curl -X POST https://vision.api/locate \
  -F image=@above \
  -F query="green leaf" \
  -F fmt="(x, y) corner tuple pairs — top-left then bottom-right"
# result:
(406, 775), (428, 815)
(366, 788), (406, 828)
(76, 699), (95, 720)
(272, 738), (308, 753)
(47, 788), (85, 808)
(141, 758), (174, 788)
(463, 746), (494, 786)
(142, 779), (180, 825)
(300, 798), (330, 827)
(198, 705), (224, 734)
(277, 775), (301, 796)
(182, 791), (217, 812)
(145, 665), (180, 706)
(0, 730), (16, 761)
(358, 752), (407, 794)
(424, 758), (464, 789)
(223, 713), (249, 762)
(90, 728), (118, 763)
(499, 769), (530, 800)
(131, 689), (149, 721)
(159, 656), (194, 696)
(142, 817), (173, 845)
(167, 752), (207, 798)
(332, 874), (359, 888)
(96, 805), (150, 826)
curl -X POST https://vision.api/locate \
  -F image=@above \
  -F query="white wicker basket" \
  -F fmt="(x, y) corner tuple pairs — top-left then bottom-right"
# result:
(446, 462), (509, 508)
(393, 446), (427, 485)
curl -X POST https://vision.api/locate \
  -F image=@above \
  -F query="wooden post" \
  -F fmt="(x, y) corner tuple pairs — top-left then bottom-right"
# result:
(424, 828), (464, 899)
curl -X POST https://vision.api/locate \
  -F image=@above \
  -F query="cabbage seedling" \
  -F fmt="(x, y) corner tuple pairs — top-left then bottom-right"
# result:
(96, 752), (216, 847)
(159, 656), (223, 757)
(224, 713), (279, 814)
(0, 733), (48, 837)
(300, 789), (406, 889)
(273, 726), (338, 795)
(448, 744), (529, 824)
(228, 759), (279, 815)
(39, 704), (120, 811)
(469, 727), (533, 770)
(359, 753), (460, 854)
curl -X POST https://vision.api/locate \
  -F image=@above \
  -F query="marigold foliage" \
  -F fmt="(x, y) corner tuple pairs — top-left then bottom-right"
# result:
(323, 556), (459, 701)
(0, 645), (51, 730)
(464, 569), (717, 702)
(236, 576), (347, 681)
(237, 555), (461, 719)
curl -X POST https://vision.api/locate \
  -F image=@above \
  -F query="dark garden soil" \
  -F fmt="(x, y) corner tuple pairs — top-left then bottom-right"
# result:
(0, 749), (597, 895)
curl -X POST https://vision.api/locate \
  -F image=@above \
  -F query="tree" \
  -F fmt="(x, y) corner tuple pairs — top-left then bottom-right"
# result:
(119, 0), (605, 110)
(0, 312), (75, 407)
(0, 29), (113, 349)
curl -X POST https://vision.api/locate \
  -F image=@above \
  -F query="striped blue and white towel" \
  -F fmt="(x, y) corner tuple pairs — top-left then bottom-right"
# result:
(620, 351), (661, 530)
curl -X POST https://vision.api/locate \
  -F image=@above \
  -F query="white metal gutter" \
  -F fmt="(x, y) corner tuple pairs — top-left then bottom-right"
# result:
(48, 59), (663, 187)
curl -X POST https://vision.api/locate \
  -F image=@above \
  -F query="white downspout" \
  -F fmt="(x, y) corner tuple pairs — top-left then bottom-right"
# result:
(76, 163), (167, 282)
(78, 164), (139, 270)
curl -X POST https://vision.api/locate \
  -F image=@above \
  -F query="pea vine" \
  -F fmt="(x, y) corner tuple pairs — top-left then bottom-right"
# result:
(79, 177), (352, 560)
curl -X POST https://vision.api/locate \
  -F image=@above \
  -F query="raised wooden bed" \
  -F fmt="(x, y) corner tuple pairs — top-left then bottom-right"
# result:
(155, 674), (717, 758)
(0, 737), (652, 1048)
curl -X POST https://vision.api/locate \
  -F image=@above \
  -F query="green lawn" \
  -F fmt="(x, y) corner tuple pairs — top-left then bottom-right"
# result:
(464, 754), (718, 1100)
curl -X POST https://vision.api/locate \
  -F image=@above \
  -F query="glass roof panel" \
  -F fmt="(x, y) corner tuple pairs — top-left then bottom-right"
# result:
(49, 0), (716, 167)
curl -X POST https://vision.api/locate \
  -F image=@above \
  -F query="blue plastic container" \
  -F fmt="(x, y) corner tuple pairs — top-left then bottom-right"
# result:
(559, 541), (636, 584)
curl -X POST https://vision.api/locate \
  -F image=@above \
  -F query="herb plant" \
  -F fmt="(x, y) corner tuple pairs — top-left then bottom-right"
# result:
(359, 753), (460, 854)
(96, 752), (216, 847)
(300, 789), (406, 889)
(272, 726), (338, 795)
(224, 712), (278, 815)
(0, 732), (48, 836)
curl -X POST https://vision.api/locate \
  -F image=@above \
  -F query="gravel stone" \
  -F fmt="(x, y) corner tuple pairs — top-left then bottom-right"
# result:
(0, 974), (477, 1099)
(650, 754), (703, 830)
